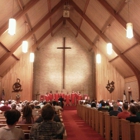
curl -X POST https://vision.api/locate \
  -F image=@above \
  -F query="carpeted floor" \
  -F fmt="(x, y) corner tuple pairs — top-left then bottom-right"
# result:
(62, 106), (105, 140)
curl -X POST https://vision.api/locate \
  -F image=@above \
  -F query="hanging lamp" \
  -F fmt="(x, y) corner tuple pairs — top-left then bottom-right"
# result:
(126, 0), (133, 39)
(22, 22), (28, 53)
(8, 0), (16, 35)
(30, 52), (35, 62)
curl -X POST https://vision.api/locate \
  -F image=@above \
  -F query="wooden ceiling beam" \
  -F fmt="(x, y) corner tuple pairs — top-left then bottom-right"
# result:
(98, 0), (140, 43)
(67, 18), (96, 52)
(24, 14), (37, 43)
(32, 17), (63, 51)
(76, 0), (90, 37)
(0, 1), (63, 65)
(71, 0), (140, 95)
(115, 0), (126, 13)
(47, 0), (53, 37)
(0, 42), (19, 60)
(0, 0), (39, 36)
(17, 0), (24, 10)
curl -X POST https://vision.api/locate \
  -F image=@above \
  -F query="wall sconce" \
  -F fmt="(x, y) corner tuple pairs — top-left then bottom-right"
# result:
(30, 52), (35, 62)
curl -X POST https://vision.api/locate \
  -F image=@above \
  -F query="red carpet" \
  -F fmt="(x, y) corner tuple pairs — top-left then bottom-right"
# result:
(62, 106), (105, 140)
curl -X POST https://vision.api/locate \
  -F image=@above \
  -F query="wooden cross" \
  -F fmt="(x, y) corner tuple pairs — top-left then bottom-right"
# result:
(57, 37), (71, 89)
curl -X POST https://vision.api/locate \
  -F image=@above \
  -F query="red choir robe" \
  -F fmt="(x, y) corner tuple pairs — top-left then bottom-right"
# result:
(40, 95), (44, 101)
(45, 94), (50, 102)
(71, 92), (76, 105)
(59, 92), (64, 98)
(48, 93), (53, 101)
(65, 94), (71, 105)
(54, 93), (59, 101)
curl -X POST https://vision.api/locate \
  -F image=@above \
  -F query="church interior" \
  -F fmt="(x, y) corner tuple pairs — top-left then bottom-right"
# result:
(0, 0), (140, 102)
(0, 0), (140, 140)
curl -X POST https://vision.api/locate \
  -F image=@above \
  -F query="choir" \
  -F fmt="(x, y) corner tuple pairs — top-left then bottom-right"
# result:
(39, 91), (89, 106)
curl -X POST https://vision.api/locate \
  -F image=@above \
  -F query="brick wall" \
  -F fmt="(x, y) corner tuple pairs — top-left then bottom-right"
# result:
(33, 28), (94, 99)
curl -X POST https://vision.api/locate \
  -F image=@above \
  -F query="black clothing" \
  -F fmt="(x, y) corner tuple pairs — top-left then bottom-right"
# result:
(126, 116), (140, 123)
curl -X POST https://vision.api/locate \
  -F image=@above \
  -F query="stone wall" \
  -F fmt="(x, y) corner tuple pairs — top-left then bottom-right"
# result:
(33, 27), (94, 99)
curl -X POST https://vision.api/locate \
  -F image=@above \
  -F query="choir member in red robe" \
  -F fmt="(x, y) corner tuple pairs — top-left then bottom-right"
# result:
(48, 91), (53, 101)
(71, 91), (76, 106)
(59, 91), (64, 98)
(54, 90), (59, 101)
(45, 92), (50, 102)
(76, 91), (82, 105)
(65, 92), (71, 106)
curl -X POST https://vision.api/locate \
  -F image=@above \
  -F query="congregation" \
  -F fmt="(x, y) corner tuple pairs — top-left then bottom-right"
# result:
(81, 99), (140, 123)
(0, 99), (65, 140)
(0, 96), (140, 139)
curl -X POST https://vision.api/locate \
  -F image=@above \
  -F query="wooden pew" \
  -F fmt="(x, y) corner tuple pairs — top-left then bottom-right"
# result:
(111, 116), (121, 140)
(104, 113), (111, 140)
(88, 108), (92, 126)
(135, 122), (140, 140)
(95, 109), (99, 133)
(121, 119), (135, 140)
(91, 108), (95, 130)
(99, 111), (105, 137)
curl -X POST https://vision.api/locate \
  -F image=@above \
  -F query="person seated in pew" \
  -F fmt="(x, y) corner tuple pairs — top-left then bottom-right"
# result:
(0, 101), (11, 111)
(109, 103), (120, 116)
(35, 105), (61, 123)
(30, 104), (65, 140)
(117, 103), (130, 119)
(0, 109), (24, 140)
(19, 105), (34, 124)
(52, 101), (63, 112)
(136, 104), (140, 119)
(126, 105), (140, 123)
(98, 101), (109, 112)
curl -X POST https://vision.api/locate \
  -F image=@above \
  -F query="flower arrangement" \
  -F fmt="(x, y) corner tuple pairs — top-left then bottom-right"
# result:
(16, 94), (20, 100)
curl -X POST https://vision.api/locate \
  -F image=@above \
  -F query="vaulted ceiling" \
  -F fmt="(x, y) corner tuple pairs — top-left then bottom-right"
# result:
(0, 0), (140, 87)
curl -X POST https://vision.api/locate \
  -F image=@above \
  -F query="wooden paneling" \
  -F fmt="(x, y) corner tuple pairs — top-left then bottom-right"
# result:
(1, 51), (33, 101)
(81, 19), (97, 42)
(70, 9), (82, 27)
(124, 45), (140, 71)
(111, 57), (134, 78)
(96, 51), (125, 101)
(86, 0), (110, 30)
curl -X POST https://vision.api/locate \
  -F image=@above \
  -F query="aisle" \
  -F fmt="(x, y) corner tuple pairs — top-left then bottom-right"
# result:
(62, 106), (105, 140)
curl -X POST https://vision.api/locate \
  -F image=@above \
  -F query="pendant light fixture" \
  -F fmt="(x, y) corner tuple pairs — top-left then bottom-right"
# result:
(22, 22), (28, 53)
(126, 0), (133, 39)
(107, 25), (112, 55)
(8, 0), (16, 35)
(96, 39), (101, 64)
(30, 52), (35, 62)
